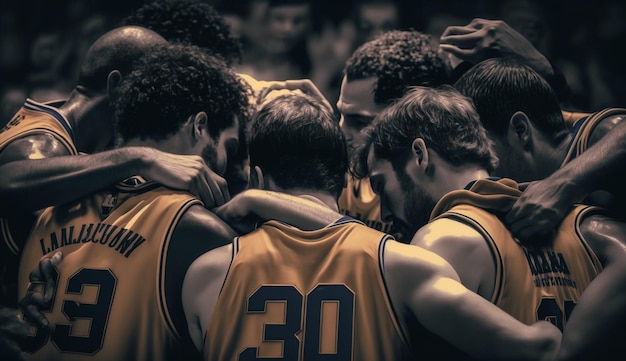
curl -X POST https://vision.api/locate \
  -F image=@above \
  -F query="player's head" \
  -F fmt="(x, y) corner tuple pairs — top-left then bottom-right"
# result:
(247, 93), (347, 198)
(352, 85), (497, 239)
(123, 0), (242, 65)
(337, 30), (449, 153)
(115, 43), (251, 175)
(77, 25), (167, 93)
(454, 57), (568, 181)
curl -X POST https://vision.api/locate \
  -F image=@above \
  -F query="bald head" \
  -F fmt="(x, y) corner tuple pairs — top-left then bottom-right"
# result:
(78, 26), (167, 91)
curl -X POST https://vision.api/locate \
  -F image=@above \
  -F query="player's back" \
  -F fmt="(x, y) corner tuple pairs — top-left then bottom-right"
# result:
(431, 178), (603, 329)
(17, 176), (201, 361)
(204, 217), (413, 361)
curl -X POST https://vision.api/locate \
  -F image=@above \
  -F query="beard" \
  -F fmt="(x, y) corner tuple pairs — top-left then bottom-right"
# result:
(201, 141), (218, 173)
(395, 170), (438, 241)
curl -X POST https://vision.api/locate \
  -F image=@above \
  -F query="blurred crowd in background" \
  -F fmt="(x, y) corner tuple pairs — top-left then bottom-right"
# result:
(1, 0), (625, 126)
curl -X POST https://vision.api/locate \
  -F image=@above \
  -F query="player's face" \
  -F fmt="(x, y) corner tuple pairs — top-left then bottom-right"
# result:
(201, 119), (240, 177)
(367, 147), (436, 240)
(336, 76), (386, 155)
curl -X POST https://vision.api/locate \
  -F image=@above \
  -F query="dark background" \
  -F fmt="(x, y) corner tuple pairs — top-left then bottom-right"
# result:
(1, 0), (624, 123)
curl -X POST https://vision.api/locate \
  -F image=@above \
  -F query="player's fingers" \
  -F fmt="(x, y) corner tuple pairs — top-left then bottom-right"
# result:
(285, 79), (333, 112)
(438, 44), (478, 58)
(440, 25), (477, 38)
(195, 174), (218, 209)
(439, 29), (487, 45)
(257, 83), (286, 104)
(21, 304), (48, 328)
(505, 211), (536, 235)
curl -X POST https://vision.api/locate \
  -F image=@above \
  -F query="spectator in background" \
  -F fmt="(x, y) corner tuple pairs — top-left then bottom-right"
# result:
(234, 0), (313, 81)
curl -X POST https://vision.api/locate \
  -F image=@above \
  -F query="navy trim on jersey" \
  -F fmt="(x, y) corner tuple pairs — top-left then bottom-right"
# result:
(159, 198), (203, 341)
(464, 177), (502, 190)
(331, 215), (365, 226)
(377, 235), (412, 350)
(218, 238), (238, 295)
(564, 116), (588, 154)
(23, 99), (76, 145)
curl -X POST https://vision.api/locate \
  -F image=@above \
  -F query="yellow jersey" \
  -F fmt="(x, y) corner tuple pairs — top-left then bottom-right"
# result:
(0, 98), (77, 256)
(18, 176), (201, 361)
(0, 98), (77, 307)
(562, 107), (626, 166)
(204, 217), (412, 361)
(338, 176), (395, 235)
(431, 178), (603, 329)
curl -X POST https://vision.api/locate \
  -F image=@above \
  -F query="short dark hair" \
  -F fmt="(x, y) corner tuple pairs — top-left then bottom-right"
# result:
(344, 30), (449, 106)
(454, 58), (568, 144)
(123, 0), (242, 65)
(247, 94), (347, 197)
(352, 85), (498, 179)
(115, 43), (250, 142)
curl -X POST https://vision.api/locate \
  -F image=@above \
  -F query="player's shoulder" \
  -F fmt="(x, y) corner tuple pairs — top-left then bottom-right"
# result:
(177, 204), (236, 239)
(411, 218), (486, 250)
(383, 239), (459, 283)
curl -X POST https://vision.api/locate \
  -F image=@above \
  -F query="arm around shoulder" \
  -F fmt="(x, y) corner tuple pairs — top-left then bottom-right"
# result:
(383, 240), (560, 361)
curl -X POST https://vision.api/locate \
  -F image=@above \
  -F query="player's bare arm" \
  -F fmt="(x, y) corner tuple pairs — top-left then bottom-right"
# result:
(410, 218), (495, 299)
(556, 214), (626, 361)
(214, 189), (344, 234)
(182, 244), (232, 351)
(0, 145), (230, 214)
(383, 240), (561, 361)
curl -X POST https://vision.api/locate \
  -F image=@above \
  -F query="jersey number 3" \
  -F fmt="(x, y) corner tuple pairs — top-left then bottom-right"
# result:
(24, 268), (117, 354)
(240, 284), (354, 360)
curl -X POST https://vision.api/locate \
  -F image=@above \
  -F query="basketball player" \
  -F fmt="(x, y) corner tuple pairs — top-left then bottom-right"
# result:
(0, 26), (231, 308)
(336, 29), (449, 239)
(182, 93), (561, 361)
(352, 85), (626, 360)
(16, 43), (249, 361)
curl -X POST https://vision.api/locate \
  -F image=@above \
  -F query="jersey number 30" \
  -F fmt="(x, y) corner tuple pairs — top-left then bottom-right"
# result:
(240, 284), (354, 360)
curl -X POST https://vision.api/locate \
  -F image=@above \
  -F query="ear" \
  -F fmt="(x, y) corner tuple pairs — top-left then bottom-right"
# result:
(247, 165), (266, 190)
(509, 111), (531, 149)
(411, 138), (430, 170)
(192, 111), (208, 141)
(106, 70), (122, 95)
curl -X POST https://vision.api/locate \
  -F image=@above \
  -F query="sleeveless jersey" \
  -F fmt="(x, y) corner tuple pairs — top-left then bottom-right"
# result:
(17, 176), (201, 361)
(204, 218), (413, 361)
(561, 110), (590, 128)
(0, 98), (77, 256)
(430, 178), (603, 330)
(338, 176), (395, 234)
(562, 107), (626, 166)
(0, 98), (77, 307)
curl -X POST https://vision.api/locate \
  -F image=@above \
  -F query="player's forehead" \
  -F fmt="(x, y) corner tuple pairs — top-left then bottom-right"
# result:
(336, 76), (383, 118)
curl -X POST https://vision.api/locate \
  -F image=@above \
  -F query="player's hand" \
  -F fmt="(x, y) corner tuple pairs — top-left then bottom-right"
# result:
(213, 190), (260, 235)
(256, 79), (334, 114)
(506, 179), (583, 245)
(0, 305), (29, 361)
(18, 251), (63, 329)
(439, 18), (553, 77)
(142, 148), (230, 208)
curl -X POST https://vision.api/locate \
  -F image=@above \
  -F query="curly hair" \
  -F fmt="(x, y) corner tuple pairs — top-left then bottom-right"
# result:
(115, 43), (251, 142)
(123, 0), (242, 65)
(344, 30), (450, 106)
